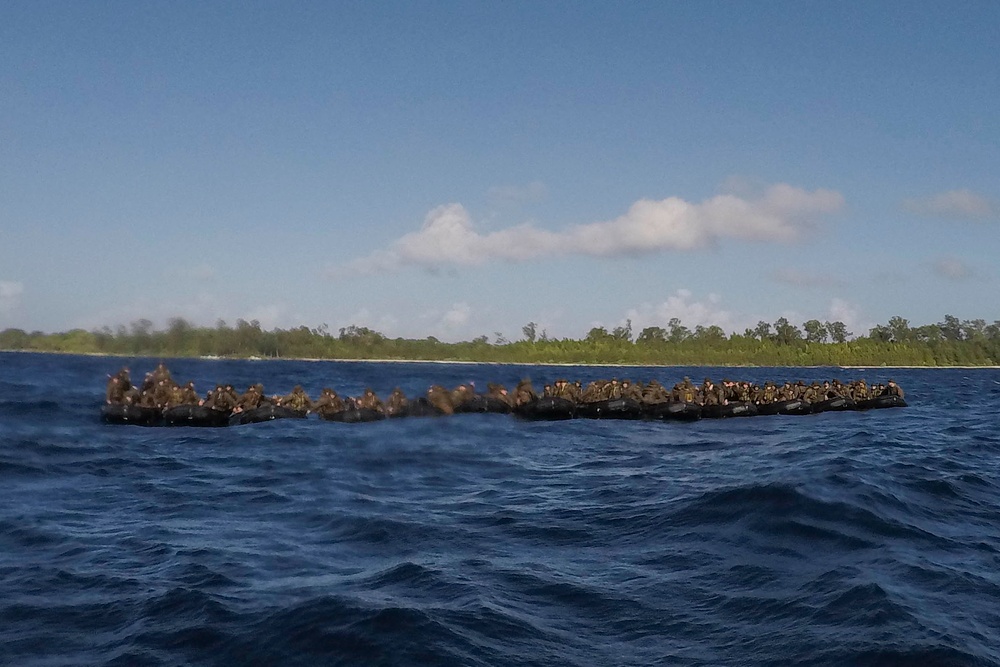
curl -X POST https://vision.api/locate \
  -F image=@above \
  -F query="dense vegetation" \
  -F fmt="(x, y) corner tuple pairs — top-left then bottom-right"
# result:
(3, 314), (999, 367)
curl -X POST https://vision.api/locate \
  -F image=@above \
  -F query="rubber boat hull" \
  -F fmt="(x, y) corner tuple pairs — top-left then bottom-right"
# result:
(453, 395), (512, 414)
(319, 408), (385, 423)
(576, 398), (644, 420)
(163, 404), (230, 427)
(651, 401), (703, 421)
(100, 404), (161, 426)
(103, 393), (908, 426)
(701, 402), (758, 419)
(514, 397), (576, 420)
(755, 399), (811, 416)
(811, 396), (856, 413)
(404, 397), (447, 417)
(229, 405), (307, 425)
(857, 395), (907, 410)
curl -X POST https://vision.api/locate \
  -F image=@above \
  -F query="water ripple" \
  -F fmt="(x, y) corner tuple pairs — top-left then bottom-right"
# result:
(1, 354), (999, 666)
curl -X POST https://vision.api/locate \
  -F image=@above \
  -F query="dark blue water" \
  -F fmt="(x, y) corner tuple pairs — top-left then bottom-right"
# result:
(2, 352), (999, 666)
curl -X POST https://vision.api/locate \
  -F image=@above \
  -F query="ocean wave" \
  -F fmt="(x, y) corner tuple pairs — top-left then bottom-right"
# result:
(3, 357), (1000, 666)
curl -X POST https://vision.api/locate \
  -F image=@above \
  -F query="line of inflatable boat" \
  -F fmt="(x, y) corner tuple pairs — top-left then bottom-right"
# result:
(100, 394), (906, 427)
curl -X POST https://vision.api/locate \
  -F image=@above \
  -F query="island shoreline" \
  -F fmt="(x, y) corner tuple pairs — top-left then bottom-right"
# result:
(3, 349), (998, 370)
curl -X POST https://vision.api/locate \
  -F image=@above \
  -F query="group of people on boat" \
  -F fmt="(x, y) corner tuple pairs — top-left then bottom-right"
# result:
(521, 376), (903, 406)
(105, 363), (905, 420)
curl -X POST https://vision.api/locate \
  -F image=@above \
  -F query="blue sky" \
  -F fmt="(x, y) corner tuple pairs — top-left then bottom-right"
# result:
(2, 1), (998, 341)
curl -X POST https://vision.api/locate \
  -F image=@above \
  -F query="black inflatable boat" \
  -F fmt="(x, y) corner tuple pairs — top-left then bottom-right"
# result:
(319, 407), (386, 423)
(163, 404), (230, 427)
(229, 405), (308, 426)
(856, 395), (907, 410)
(701, 402), (758, 419)
(100, 404), (162, 427)
(575, 398), (644, 420)
(453, 395), (513, 414)
(514, 397), (576, 420)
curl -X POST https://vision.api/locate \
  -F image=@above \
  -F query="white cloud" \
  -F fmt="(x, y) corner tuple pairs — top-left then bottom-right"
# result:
(441, 302), (471, 329)
(624, 289), (736, 333)
(0, 281), (24, 313)
(622, 291), (866, 339)
(931, 256), (975, 281)
(329, 183), (844, 276)
(341, 308), (399, 336)
(749, 299), (867, 339)
(417, 302), (477, 341)
(826, 297), (866, 337)
(903, 189), (996, 220)
(243, 304), (288, 330)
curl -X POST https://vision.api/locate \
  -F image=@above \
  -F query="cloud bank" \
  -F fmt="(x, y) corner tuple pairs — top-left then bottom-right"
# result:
(621, 290), (868, 340)
(625, 289), (735, 333)
(903, 189), (996, 220)
(331, 184), (844, 275)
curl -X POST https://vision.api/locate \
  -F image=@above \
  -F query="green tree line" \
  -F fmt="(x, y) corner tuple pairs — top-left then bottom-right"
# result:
(2, 315), (999, 366)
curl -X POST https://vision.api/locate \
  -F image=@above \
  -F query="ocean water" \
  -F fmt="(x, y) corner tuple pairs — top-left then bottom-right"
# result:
(1, 352), (999, 666)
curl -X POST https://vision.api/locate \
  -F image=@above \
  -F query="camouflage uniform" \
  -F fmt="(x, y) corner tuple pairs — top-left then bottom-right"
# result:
(137, 390), (156, 408)
(700, 379), (725, 406)
(580, 381), (603, 404)
(802, 383), (821, 403)
(884, 380), (905, 399)
(163, 382), (193, 407)
(234, 385), (264, 412)
(427, 385), (455, 414)
(451, 384), (474, 407)
(151, 363), (173, 386)
(106, 376), (126, 404)
(722, 380), (738, 402)
(386, 388), (408, 416)
(139, 372), (155, 395)
(313, 388), (346, 417)
(211, 385), (238, 413)
(513, 380), (537, 407)
(642, 380), (669, 405)
(280, 386), (313, 412)
(621, 380), (643, 401)
(605, 379), (623, 401)
(356, 388), (384, 413)
(853, 380), (870, 401)
(487, 383), (514, 407)
(676, 381), (697, 404)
